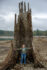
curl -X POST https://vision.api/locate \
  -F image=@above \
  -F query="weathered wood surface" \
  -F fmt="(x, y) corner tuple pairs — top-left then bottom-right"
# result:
(0, 41), (18, 70)
(10, 64), (46, 70)
(14, 2), (33, 48)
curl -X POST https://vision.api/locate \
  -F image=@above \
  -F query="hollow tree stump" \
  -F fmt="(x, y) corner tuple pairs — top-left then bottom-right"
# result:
(0, 2), (45, 70)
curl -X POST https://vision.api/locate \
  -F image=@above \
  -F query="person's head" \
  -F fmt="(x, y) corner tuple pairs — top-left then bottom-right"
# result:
(22, 44), (25, 48)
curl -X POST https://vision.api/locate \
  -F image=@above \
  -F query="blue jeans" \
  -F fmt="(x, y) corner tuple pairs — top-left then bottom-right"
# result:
(21, 53), (26, 64)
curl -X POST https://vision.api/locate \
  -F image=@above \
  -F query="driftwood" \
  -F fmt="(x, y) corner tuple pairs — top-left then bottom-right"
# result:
(0, 41), (18, 70)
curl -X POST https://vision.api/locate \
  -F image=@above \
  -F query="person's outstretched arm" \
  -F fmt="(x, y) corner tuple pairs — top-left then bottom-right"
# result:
(15, 48), (22, 51)
(26, 47), (31, 50)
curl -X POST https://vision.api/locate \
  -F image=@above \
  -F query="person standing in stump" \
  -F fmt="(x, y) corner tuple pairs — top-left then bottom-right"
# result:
(16, 44), (30, 64)
(20, 44), (30, 65)
(21, 44), (26, 64)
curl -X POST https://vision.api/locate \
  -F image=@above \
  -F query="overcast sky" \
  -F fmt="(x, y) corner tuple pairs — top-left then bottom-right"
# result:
(0, 0), (47, 31)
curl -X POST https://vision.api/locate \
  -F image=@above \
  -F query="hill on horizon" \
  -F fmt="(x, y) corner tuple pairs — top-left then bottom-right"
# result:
(0, 30), (47, 36)
(0, 30), (14, 36)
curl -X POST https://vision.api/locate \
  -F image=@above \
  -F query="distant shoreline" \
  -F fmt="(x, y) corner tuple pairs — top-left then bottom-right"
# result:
(0, 36), (47, 41)
(0, 36), (47, 38)
(0, 36), (13, 41)
(0, 36), (13, 38)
